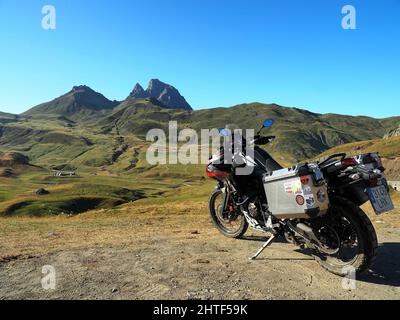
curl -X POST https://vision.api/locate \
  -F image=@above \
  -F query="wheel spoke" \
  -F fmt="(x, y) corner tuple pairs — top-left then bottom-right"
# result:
(322, 214), (360, 266)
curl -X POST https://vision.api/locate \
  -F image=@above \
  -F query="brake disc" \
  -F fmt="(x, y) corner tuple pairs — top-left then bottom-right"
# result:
(316, 226), (341, 255)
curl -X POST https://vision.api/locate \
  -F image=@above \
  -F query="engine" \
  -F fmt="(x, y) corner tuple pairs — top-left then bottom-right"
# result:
(248, 201), (259, 219)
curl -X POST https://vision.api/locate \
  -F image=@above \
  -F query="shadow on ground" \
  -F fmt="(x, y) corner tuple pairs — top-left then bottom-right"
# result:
(241, 235), (314, 261)
(241, 235), (286, 243)
(242, 236), (400, 285)
(358, 242), (400, 287)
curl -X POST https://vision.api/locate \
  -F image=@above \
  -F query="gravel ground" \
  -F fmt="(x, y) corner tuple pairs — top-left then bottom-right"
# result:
(1, 225), (399, 300)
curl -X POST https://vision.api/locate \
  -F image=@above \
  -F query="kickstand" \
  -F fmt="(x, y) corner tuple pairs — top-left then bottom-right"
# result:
(249, 234), (276, 260)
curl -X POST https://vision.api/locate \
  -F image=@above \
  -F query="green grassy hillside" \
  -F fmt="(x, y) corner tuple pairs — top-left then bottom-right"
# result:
(2, 97), (400, 216)
(315, 136), (400, 159)
(97, 101), (399, 162)
(0, 111), (17, 118)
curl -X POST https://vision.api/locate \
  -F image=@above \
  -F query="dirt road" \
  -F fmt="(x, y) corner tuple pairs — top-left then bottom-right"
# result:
(0, 201), (399, 300)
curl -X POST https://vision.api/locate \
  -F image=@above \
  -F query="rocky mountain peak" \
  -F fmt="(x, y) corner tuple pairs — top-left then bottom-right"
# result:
(129, 79), (192, 111)
(147, 79), (168, 98)
(129, 83), (147, 98)
(71, 85), (93, 93)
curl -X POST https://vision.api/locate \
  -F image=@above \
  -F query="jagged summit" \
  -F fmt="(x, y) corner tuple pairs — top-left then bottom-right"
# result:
(22, 79), (192, 121)
(129, 83), (147, 98)
(72, 85), (89, 90)
(129, 79), (192, 111)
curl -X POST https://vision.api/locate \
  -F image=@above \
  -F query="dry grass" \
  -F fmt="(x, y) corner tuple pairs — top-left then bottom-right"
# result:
(0, 199), (214, 260)
(1, 193), (399, 262)
(317, 136), (400, 160)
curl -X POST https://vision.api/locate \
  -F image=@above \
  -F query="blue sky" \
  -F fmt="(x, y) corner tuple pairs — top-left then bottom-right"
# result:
(0, 0), (399, 117)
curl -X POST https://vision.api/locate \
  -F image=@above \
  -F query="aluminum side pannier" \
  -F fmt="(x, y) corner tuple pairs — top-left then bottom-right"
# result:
(263, 163), (329, 219)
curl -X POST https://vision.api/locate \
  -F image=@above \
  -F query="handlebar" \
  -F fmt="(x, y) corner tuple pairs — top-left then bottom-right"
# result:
(253, 135), (276, 146)
(319, 153), (347, 167)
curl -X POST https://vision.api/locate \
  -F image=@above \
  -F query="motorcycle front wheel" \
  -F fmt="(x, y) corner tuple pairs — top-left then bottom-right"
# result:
(208, 189), (248, 238)
(314, 196), (378, 276)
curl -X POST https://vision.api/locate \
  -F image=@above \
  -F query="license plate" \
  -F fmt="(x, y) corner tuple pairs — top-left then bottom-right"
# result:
(367, 185), (394, 215)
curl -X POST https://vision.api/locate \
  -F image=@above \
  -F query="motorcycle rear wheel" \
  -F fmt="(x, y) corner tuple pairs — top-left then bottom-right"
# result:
(208, 189), (248, 238)
(314, 197), (378, 276)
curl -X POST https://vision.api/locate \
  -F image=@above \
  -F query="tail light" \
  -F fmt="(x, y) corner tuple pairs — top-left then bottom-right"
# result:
(368, 176), (379, 187)
(341, 158), (357, 167)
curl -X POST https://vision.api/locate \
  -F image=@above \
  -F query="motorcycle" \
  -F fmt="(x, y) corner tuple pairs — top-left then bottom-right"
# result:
(206, 119), (394, 276)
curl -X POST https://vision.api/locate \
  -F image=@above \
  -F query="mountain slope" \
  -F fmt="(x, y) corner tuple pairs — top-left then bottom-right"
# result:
(96, 97), (188, 135)
(384, 124), (400, 139)
(0, 111), (17, 118)
(3, 85), (400, 166)
(97, 101), (400, 162)
(0, 111), (19, 123)
(188, 103), (400, 161)
(23, 86), (119, 121)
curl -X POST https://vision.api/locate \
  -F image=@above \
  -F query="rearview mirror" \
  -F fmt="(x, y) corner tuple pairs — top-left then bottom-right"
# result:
(218, 128), (229, 137)
(263, 119), (274, 128)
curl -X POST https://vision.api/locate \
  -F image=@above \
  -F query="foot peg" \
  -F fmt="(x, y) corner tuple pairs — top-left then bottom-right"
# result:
(249, 234), (276, 260)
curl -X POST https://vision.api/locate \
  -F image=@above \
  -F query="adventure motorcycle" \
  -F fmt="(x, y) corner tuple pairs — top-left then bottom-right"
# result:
(206, 119), (394, 276)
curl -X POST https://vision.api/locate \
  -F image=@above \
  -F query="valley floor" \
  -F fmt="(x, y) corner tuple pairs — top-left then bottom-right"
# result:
(0, 199), (399, 300)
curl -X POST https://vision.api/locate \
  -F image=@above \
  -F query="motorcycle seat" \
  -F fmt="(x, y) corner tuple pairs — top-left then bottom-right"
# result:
(265, 158), (284, 173)
(254, 148), (283, 173)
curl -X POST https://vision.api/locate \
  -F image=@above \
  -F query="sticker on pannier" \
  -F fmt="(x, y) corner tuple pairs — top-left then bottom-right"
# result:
(305, 194), (315, 207)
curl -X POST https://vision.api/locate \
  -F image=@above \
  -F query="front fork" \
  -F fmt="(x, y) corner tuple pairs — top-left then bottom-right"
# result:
(217, 181), (231, 219)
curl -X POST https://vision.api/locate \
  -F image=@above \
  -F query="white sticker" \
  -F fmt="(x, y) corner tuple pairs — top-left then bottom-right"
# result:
(284, 182), (293, 194)
(305, 194), (315, 207)
(304, 186), (312, 194)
